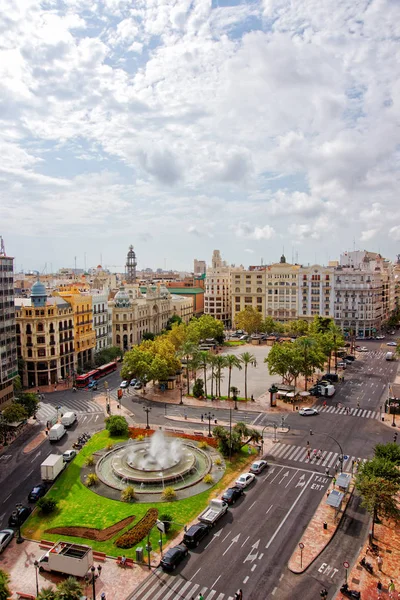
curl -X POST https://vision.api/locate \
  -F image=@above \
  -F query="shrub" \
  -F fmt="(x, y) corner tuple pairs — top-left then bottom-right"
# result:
(86, 473), (99, 487)
(115, 508), (159, 548)
(203, 474), (214, 485)
(214, 457), (222, 466)
(159, 513), (173, 533)
(161, 487), (177, 501)
(37, 497), (58, 515)
(121, 486), (136, 502)
(136, 434), (144, 441)
(85, 455), (95, 467)
(105, 443), (114, 451)
(198, 441), (209, 450)
(192, 378), (204, 398)
(105, 415), (129, 436)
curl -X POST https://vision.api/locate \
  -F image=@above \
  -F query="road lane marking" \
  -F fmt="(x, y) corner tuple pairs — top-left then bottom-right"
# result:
(279, 574), (284, 581)
(204, 529), (222, 548)
(285, 470), (298, 488)
(192, 567), (201, 579)
(265, 505), (273, 516)
(270, 467), (284, 483)
(266, 472), (314, 549)
(222, 531), (231, 543)
(222, 534), (240, 556)
(0, 513), (5, 523)
(251, 564), (257, 571)
(211, 575), (221, 589)
(259, 553), (264, 560)
(243, 576), (249, 584)
(248, 501), (257, 511)
(279, 471), (289, 484)
(271, 587), (277, 595)
(2, 494), (11, 504)
(241, 535), (250, 547)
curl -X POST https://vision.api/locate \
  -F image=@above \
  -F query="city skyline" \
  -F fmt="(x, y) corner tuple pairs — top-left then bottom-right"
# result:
(2, 0), (400, 270)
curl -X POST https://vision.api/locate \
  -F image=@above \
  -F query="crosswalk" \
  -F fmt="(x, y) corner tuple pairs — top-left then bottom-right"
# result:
(130, 570), (236, 600)
(36, 397), (103, 422)
(318, 406), (381, 419)
(268, 442), (366, 472)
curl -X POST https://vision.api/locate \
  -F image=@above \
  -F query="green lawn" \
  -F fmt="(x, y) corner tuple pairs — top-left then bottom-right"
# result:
(223, 341), (246, 346)
(23, 431), (254, 558)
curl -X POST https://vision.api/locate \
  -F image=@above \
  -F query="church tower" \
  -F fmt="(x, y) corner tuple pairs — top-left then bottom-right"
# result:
(125, 245), (137, 284)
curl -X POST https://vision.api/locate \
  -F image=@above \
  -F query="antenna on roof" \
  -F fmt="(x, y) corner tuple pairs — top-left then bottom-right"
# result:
(0, 236), (5, 257)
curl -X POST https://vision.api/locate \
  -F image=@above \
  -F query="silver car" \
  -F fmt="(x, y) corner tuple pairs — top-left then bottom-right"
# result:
(0, 529), (14, 553)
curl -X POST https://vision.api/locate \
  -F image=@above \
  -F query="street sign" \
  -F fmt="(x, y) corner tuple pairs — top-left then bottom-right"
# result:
(343, 561), (349, 569)
(156, 520), (165, 533)
(299, 543), (304, 549)
(344, 455), (349, 460)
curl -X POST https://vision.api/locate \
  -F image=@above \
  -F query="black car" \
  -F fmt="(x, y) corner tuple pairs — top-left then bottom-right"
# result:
(8, 506), (32, 528)
(28, 484), (46, 502)
(344, 355), (355, 361)
(183, 523), (210, 548)
(322, 373), (339, 383)
(160, 544), (189, 571)
(221, 486), (244, 505)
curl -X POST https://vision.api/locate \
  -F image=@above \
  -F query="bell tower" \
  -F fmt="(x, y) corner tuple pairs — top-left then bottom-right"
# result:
(125, 245), (137, 283)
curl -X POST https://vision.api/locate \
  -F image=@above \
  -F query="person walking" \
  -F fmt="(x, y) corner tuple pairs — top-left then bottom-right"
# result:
(388, 579), (395, 598)
(377, 554), (383, 571)
(332, 477), (337, 489)
(198, 593), (204, 600)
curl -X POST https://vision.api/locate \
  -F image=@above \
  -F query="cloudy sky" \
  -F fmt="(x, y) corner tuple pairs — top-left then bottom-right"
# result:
(1, 0), (400, 273)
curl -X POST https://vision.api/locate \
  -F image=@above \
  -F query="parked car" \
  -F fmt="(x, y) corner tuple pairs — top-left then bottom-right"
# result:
(359, 347), (369, 352)
(0, 529), (14, 553)
(299, 407), (319, 416)
(160, 544), (189, 571)
(250, 460), (268, 474)
(120, 380), (129, 388)
(63, 449), (77, 462)
(183, 523), (210, 548)
(387, 342), (397, 347)
(239, 335), (249, 341)
(235, 473), (255, 488)
(8, 506), (31, 528)
(134, 381), (143, 389)
(130, 379), (137, 386)
(344, 355), (355, 361)
(28, 483), (46, 502)
(337, 361), (347, 368)
(322, 373), (339, 382)
(376, 335), (385, 340)
(221, 486), (244, 505)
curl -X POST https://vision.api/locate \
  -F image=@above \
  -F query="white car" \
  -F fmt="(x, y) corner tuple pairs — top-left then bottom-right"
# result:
(63, 449), (77, 462)
(376, 335), (385, 340)
(120, 380), (129, 388)
(235, 473), (255, 488)
(0, 529), (14, 553)
(299, 407), (319, 416)
(359, 347), (369, 352)
(250, 460), (268, 474)
(387, 342), (397, 347)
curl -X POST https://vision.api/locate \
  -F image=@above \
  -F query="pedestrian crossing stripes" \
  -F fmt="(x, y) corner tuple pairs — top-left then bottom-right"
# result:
(131, 571), (236, 600)
(268, 442), (366, 473)
(36, 398), (102, 422)
(318, 406), (381, 419)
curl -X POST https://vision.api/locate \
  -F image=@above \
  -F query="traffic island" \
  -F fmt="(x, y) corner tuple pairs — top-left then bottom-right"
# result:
(288, 475), (355, 573)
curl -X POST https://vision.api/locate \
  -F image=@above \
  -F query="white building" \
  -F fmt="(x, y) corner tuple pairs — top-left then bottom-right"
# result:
(91, 291), (110, 352)
(204, 250), (232, 326)
(298, 265), (335, 320)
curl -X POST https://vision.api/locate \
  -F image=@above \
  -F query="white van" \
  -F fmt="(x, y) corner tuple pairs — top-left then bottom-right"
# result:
(318, 384), (335, 397)
(385, 352), (395, 361)
(61, 412), (77, 428)
(48, 423), (66, 442)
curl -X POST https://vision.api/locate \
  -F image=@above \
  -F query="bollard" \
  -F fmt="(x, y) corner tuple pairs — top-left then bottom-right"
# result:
(323, 522), (327, 530)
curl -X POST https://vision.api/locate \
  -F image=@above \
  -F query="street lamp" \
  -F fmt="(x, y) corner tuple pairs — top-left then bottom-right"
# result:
(34, 560), (39, 596)
(205, 412), (214, 438)
(90, 565), (96, 600)
(231, 387), (239, 410)
(143, 406), (151, 430)
(15, 503), (24, 544)
(179, 382), (184, 405)
(391, 403), (397, 427)
(310, 431), (345, 473)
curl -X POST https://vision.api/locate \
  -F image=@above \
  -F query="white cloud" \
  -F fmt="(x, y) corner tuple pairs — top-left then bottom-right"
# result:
(360, 228), (379, 242)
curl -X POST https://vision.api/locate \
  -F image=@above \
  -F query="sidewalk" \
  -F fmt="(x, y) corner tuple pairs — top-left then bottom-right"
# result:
(333, 516), (400, 600)
(288, 477), (355, 573)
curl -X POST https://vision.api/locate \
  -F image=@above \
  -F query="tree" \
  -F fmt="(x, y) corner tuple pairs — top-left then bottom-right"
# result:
(56, 576), (84, 600)
(13, 375), (22, 393)
(374, 442), (400, 465)
(192, 378), (204, 398)
(212, 422), (261, 456)
(186, 315), (224, 344)
(105, 415), (129, 436)
(142, 332), (155, 341)
(0, 569), (11, 600)
(94, 346), (121, 367)
(294, 337), (326, 390)
(150, 356), (170, 384)
(179, 341), (199, 393)
(166, 323), (187, 350)
(15, 392), (39, 418)
(166, 314), (182, 330)
(36, 587), (56, 600)
(239, 352), (256, 400)
(225, 354), (242, 399)
(260, 316), (280, 335)
(285, 319), (309, 337)
(213, 355), (227, 397)
(121, 347), (153, 382)
(356, 474), (400, 538)
(235, 307), (262, 335)
(37, 497), (58, 514)
(265, 342), (302, 385)
(358, 456), (400, 485)
(198, 351), (211, 399)
(2, 403), (27, 423)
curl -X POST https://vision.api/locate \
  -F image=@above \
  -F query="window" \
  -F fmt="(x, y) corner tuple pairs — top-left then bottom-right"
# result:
(257, 297), (262, 303)
(235, 305), (240, 311)
(245, 297), (252, 303)
(38, 348), (46, 357)
(246, 287), (251, 293)
(37, 323), (44, 332)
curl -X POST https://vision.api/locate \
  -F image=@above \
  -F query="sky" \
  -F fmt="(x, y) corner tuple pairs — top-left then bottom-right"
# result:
(1, 0), (400, 273)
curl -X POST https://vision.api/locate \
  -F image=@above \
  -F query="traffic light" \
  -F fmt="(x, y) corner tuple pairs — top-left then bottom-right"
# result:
(394, 432), (398, 443)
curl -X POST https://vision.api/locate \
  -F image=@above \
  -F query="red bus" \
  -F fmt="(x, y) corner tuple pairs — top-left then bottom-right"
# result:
(97, 362), (117, 378)
(75, 369), (100, 388)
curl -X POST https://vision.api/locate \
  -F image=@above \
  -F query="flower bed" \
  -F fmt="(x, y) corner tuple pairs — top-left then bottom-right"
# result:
(128, 427), (218, 448)
(115, 508), (159, 548)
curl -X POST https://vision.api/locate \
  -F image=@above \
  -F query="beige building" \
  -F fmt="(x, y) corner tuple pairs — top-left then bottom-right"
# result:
(110, 285), (174, 351)
(15, 281), (75, 387)
(170, 294), (194, 324)
(298, 265), (335, 321)
(204, 250), (232, 326)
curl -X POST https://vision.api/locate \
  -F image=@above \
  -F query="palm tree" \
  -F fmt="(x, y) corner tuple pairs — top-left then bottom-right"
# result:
(225, 354), (242, 398)
(209, 354), (217, 398)
(178, 341), (198, 394)
(239, 351), (256, 401)
(198, 351), (211, 398)
(36, 588), (56, 600)
(0, 569), (11, 600)
(56, 576), (83, 600)
(213, 355), (227, 397)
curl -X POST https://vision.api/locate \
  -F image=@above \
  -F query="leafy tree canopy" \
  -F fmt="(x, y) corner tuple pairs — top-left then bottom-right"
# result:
(2, 403), (27, 423)
(186, 315), (224, 344)
(15, 392), (39, 418)
(105, 415), (129, 436)
(235, 307), (263, 335)
(94, 346), (121, 367)
(374, 442), (400, 465)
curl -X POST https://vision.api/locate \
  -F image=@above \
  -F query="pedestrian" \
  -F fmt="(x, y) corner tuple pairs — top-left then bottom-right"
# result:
(198, 594), (204, 600)
(377, 581), (382, 598)
(377, 554), (383, 571)
(332, 477), (336, 489)
(237, 591), (243, 600)
(101, 593), (106, 600)
(388, 579), (395, 598)
(325, 468), (330, 477)
(323, 400), (327, 407)
(201, 414), (204, 422)
(251, 394), (254, 402)
(357, 401), (360, 408)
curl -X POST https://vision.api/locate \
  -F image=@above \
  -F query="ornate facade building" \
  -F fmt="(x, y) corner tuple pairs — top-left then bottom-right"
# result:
(15, 281), (75, 387)
(204, 250), (232, 326)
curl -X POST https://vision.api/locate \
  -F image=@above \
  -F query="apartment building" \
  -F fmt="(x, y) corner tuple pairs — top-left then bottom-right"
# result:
(0, 240), (17, 408)
(204, 250), (232, 326)
(298, 265), (335, 320)
(91, 291), (109, 352)
(194, 259), (206, 277)
(15, 280), (75, 387)
(57, 287), (96, 370)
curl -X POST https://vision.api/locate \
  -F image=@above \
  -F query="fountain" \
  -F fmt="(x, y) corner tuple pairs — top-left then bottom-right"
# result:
(96, 430), (216, 496)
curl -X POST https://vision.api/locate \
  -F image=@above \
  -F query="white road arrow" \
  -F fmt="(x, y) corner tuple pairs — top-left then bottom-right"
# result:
(296, 474), (306, 488)
(223, 533), (240, 556)
(279, 471), (289, 484)
(244, 539), (260, 563)
(30, 450), (42, 463)
(204, 529), (222, 549)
